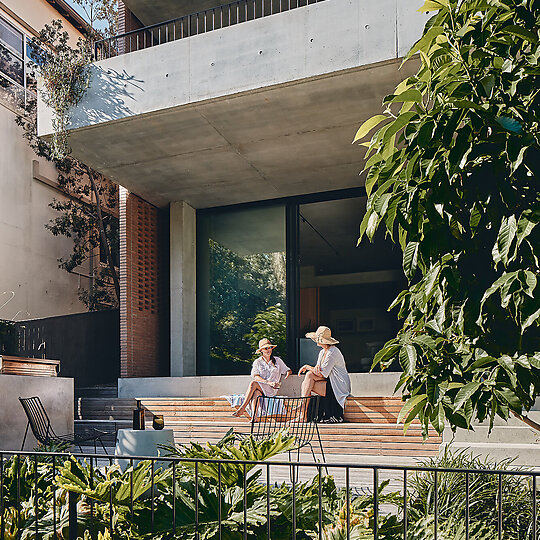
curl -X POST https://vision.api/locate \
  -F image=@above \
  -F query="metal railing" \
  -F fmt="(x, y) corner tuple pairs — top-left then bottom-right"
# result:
(95, 0), (328, 60)
(1, 448), (539, 539)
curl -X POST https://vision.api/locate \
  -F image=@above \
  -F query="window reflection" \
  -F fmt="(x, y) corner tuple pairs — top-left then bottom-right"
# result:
(197, 206), (286, 375)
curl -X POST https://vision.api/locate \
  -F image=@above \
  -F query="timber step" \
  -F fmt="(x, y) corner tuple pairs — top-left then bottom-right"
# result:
(74, 396), (441, 458)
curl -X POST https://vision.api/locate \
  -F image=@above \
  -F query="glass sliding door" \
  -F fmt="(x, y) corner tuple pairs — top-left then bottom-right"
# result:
(197, 205), (286, 375)
(298, 196), (405, 373)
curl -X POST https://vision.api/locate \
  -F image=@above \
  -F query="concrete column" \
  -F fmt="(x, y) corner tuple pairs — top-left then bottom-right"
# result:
(170, 201), (196, 376)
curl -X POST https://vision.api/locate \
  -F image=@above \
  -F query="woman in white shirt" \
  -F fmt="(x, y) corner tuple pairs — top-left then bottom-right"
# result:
(298, 326), (351, 422)
(232, 338), (292, 418)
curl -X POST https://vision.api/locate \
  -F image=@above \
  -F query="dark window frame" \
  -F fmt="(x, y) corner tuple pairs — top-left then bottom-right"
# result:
(195, 187), (368, 373)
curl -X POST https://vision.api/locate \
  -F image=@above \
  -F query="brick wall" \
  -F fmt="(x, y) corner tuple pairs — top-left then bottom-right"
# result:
(119, 188), (169, 378)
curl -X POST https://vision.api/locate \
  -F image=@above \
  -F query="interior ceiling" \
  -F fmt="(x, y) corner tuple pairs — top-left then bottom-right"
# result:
(66, 59), (419, 211)
(208, 205), (285, 256)
(123, 0), (233, 26)
(299, 197), (403, 275)
(201, 197), (402, 276)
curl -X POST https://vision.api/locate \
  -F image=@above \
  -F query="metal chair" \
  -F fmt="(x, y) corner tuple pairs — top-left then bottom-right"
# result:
(248, 395), (328, 468)
(19, 396), (115, 454)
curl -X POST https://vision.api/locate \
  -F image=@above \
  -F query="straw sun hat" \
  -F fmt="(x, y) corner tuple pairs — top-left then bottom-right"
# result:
(306, 326), (339, 345)
(256, 338), (278, 354)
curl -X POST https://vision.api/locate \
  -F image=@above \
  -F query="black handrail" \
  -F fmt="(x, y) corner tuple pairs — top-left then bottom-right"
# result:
(95, 0), (328, 60)
(1, 448), (539, 540)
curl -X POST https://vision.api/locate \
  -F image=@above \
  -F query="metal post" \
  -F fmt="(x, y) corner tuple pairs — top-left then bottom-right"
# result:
(373, 468), (378, 540)
(68, 491), (77, 540)
(434, 470), (438, 540)
(533, 475), (537, 540)
(498, 473), (503, 540)
(465, 472), (469, 540)
(403, 469), (408, 540)
(1, 454), (4, 540)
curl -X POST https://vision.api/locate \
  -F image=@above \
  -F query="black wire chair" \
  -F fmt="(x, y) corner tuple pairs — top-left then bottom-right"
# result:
(19, 396), (115, 454)
(248, 395), (328, 469)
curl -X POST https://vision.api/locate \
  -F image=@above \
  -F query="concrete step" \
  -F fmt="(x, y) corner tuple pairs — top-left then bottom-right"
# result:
(444, 425), (540, 445)
(75, 385), (118, 399)
(440, 442), (540, 468)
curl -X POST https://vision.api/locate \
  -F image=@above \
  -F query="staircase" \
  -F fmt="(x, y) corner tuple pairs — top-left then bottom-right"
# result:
(75, 389), (441, 457)
(75, 385), (133, 446)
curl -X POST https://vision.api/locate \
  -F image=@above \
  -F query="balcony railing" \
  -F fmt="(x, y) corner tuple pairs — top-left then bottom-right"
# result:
(95, 0), (328, 60)
(1, 449), (539, 539)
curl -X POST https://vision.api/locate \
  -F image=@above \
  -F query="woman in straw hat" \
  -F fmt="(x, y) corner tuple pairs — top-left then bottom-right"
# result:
(232, 338), (292, 418)
(299, 326), (351, 422)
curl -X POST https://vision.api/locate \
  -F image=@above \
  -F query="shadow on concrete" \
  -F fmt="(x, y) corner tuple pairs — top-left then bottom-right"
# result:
(70, 65), (144, 128)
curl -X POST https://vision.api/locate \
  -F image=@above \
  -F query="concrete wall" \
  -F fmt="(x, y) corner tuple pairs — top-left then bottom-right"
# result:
(118, 372), (402, 398)
(0, 374), (73, 451)
(442, 413), (540, 467)
(0, 2), (89, 321)
(39, 0), (431, 135)
(0, 106), (89, 321)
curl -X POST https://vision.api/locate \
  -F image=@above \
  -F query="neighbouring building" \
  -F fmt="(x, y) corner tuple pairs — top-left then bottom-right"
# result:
(0, 0), (89, 320)
(38, 0), (433, 383)
(0, 0), (120, 387)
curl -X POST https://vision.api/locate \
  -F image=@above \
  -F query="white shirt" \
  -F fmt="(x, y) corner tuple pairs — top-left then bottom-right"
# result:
(317, 346), (351, 408)
(251, 356), (290, 397)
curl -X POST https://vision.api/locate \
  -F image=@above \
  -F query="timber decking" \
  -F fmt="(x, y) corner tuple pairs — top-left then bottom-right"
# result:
(75, 394), (441, 457)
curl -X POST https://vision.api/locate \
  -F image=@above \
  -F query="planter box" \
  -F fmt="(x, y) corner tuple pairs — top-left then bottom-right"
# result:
(0, 355), (60, 377)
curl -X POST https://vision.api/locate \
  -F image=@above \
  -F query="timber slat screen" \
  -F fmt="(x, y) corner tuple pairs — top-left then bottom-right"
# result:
(0, 449), (538, 539)
(96, 0), (328, 59)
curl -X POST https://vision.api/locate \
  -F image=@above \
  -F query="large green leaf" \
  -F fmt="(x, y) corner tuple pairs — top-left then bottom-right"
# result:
(353, 115), (389, 144)
(397, 394), (427, 425)
(454, 382), (481, 413)
(403, 242), (419, 281)
(399, 344), (418, 376)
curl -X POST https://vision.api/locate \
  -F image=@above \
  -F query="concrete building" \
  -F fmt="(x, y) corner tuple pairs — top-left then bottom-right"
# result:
(0, 0), (92, 321)
(39, 0), (432, 380)
(35, 0), (540, 464)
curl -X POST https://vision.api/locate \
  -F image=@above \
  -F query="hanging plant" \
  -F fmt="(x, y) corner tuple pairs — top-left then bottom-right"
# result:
(30, 20), (92, 159)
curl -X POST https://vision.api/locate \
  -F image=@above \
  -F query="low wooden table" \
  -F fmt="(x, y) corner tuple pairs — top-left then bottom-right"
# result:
(115, 428), (175, 471)
(0, 355), (60, 377)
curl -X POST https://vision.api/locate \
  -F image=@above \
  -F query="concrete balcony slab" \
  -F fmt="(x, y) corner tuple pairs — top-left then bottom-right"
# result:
(38, 0), (429, 208)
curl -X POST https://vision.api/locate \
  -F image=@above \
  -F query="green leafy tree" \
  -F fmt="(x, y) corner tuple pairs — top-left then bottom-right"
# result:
(16, 8), (120, 310)
(70, 0), (118, 40)
(355, 0), (540, 435)
(208, 240), (286, 365)
(245, 304), (287, 361)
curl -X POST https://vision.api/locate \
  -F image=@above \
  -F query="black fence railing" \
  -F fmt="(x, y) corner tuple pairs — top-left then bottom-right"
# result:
(95, 0), (328, 60)
(1, 449), (539, 539)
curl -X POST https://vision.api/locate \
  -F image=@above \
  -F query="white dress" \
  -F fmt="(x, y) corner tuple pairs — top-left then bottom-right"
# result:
(251, 356), (290, 397)
(316, 346), (351, 408)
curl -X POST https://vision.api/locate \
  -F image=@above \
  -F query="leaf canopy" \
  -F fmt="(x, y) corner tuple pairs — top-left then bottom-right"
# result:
(356, 0), (540, 435)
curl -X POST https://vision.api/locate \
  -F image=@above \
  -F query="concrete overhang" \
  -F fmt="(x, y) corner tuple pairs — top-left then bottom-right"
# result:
(38, 0), (429, 209)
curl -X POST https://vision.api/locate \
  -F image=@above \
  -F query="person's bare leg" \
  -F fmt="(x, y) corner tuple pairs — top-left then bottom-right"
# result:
(292, 371), (326, 421)
(234, 381), (264, 416)
(301, 371), (326, 397)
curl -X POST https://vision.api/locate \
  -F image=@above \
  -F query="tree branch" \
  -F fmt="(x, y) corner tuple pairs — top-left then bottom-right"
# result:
(88, 171), (120, 302)
(512, 411), (540, 433)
